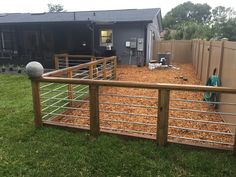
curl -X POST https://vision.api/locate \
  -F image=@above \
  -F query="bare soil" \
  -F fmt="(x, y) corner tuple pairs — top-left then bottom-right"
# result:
(52, 63), (234, 148)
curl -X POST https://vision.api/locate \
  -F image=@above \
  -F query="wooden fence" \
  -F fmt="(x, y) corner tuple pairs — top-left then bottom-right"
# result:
(54, 54), (102, 69)
(28, 56), (236, 154)
(192, 39), (236, 133)
(153, 39), (236, 133)
(153, 40), (192, 63)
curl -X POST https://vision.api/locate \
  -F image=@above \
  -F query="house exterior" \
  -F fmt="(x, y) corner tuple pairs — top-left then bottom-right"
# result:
(0, 8), (162, 68)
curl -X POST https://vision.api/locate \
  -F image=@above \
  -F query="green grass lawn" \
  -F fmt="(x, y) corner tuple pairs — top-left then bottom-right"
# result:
(0, 74), (236, 177)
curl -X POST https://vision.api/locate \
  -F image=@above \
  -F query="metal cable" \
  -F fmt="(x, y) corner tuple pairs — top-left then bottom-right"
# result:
(169, 125), (233, 136)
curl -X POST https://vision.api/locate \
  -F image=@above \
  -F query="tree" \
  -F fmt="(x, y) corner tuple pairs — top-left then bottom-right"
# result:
(164, 22), (213, 40)
(163, 1), (211, 28)
(48, 3), (64, 12)
(212, 6), (236, 24)
(210, 6), (236, 40)
(162, 2), (236, 41)
(191, 3), (212, 23)
(220, 18), (236, 41)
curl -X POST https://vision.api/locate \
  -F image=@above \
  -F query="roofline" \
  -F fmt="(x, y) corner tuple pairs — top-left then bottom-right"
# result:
(0, 8), (161, 15)
(0, 8), (160, 25)
(0, 20), (152, 26)
(158, 10), (163, 32)
(150, 8), (163, 32)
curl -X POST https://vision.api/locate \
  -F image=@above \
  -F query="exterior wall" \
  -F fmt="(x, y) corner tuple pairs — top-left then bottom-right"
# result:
(146, 15), (161, 63)
(94, 22), (148, 65)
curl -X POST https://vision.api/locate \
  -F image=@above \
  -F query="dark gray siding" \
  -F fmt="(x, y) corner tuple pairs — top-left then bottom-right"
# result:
(94, 22), (147, 65)
(146, 15), (161, 63)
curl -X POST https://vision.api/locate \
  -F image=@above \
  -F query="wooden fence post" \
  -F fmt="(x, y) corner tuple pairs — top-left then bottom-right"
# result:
(26, 62), (44, 128)
(191, 40), (193, 64)
(54, 55), (59, 70)
(102, 60), (107, 80)
(89, 85), (100, 138)
(233, 127), (236, 156)
(113, 57), (117, 79)
(31, 80), (42, 127)
(91, 57), (97, 78)
(199, 40), (205, 80)
(171, 39), (175, 61)
(219, 39), (227, 80)
(93, 63), (97, 78)
(192, 40), (195, 68)
(67, 70), (73, 107)
(206, 40), (213, 78)
(194, 40), (198, 70)
(196, 39), (201, 75)
(65, 54), (69, 68)
(91, 57), (96, 61)
(157, 89), (170, 146)
(89, 64), (94, 79)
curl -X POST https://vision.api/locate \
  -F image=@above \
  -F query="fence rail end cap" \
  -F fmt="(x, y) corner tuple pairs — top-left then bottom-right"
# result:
(26, 61), (44, 78)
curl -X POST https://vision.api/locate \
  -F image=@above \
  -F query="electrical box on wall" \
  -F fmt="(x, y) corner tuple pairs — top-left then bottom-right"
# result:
(137, 38), (144, 51)
(125, 41), (130, 47)
(130, 38), (137, 49)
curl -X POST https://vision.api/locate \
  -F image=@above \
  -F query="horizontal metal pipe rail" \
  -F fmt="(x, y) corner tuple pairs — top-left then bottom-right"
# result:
(169, 125), (233, 136)
(100, 101), (158, 109)
(168, 135), (234, 146)
(171, 98), (236, 106)
(170, 107), (236, 116)
(169, 116), (236, 126)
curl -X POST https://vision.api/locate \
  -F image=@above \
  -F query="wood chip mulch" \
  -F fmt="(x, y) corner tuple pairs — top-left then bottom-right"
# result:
(51, 63), (234, 149)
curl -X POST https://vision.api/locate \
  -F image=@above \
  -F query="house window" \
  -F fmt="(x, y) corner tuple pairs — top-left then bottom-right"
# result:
(100, 29), (113, 46)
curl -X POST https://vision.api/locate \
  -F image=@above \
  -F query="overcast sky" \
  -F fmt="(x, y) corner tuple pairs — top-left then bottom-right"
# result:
(0, 0), (235, 16)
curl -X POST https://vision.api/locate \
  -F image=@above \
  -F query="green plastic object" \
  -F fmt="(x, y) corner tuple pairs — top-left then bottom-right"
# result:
(203, 75), (220, 102)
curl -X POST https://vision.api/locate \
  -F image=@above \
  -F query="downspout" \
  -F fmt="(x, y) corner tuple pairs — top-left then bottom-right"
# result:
(73, 12), (76, 21)
(88, 22), (95, 56)
(144, 24), (148, 65)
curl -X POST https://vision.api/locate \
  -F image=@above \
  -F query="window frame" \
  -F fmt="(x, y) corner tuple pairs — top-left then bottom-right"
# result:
(99, 29), (113, 47)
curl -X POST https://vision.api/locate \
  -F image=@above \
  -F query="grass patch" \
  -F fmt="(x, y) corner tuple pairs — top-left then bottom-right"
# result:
(0, 74), (236, 177)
